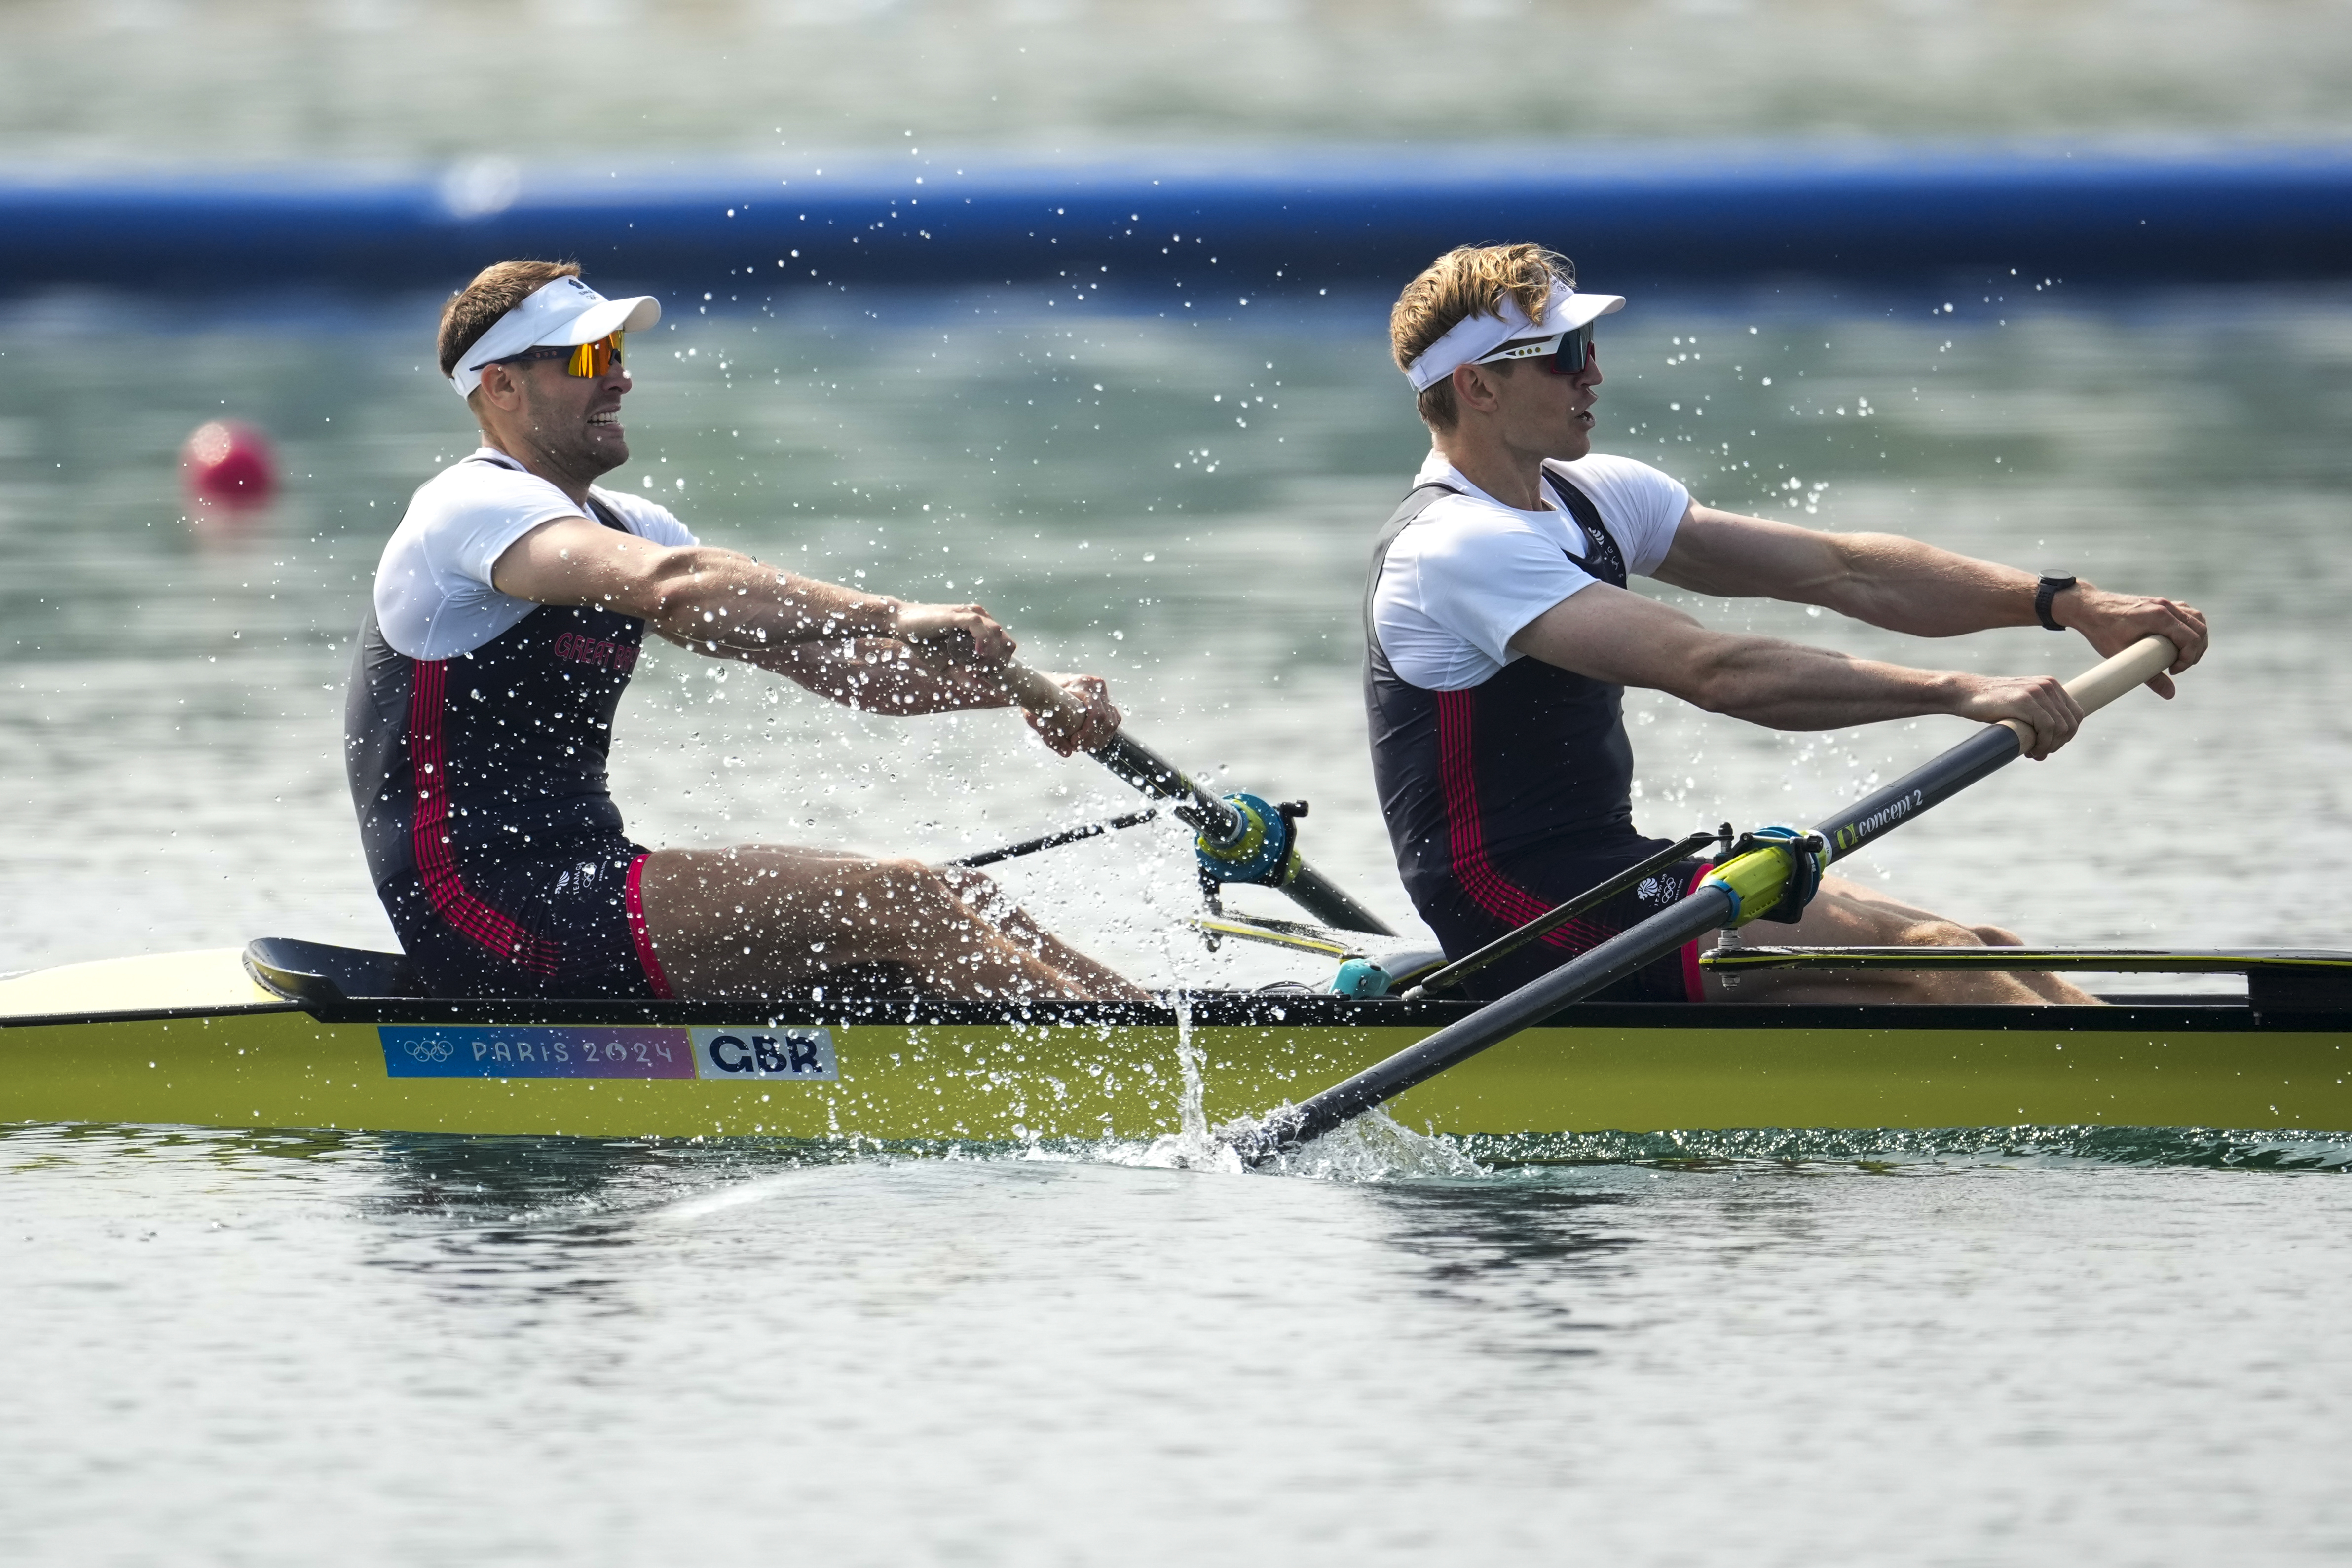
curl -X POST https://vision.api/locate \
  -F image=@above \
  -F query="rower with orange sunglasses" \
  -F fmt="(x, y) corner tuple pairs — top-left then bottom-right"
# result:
(346, 261), (1137, 1007)
(486, 329), (626, 380)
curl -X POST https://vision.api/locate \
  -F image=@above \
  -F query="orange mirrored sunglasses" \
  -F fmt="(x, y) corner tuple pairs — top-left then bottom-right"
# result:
(496, 332), (625, 378)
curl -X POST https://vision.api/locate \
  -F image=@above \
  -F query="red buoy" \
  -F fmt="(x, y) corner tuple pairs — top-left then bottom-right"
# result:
(182, 420), (278, 510)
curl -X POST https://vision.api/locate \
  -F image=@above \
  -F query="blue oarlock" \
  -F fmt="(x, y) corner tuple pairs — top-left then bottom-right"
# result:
(1330, 958), (1394, 999)
(1192, 790), (1296, 888)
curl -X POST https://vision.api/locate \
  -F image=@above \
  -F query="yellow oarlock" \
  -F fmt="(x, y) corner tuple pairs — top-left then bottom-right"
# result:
(1699, 826), (1831, 928)
(1700, 849), (1792, 928)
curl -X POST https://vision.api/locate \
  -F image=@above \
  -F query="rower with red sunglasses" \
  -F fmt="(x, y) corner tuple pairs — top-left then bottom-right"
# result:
(345, 261), (1140, 1004)
(1368, 242), (2210, 1007)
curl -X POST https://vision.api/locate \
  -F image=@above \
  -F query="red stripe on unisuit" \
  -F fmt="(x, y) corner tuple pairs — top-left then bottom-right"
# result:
(407, 658), (562, 977)
(1436, 688), (1588, 951)
(624, 852), (676, 1001)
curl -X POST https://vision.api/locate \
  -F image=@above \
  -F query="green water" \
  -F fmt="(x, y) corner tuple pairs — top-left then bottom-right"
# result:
(4, 1121), (2350, 1565)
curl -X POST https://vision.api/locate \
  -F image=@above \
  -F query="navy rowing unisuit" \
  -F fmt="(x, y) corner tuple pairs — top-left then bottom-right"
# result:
(345, 451), (696, 999)
(1364, 455), (1711, 1002)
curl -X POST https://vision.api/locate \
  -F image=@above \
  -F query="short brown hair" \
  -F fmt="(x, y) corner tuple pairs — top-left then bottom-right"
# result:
(437, 259), (581, 380)
(1390, 243), (1574, 431)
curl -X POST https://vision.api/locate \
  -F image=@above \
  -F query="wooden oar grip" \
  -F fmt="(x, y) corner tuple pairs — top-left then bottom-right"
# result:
(1000, 660), (1090, 724)
(1997, 634), (2178, 744)
(2064, 634), (2179, 713)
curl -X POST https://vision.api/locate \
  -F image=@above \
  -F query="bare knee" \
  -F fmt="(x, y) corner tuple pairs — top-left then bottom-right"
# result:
(1896, 918), (1992, 949)
(1909, 919), (2021, 948)
(850, 856), (973, 916)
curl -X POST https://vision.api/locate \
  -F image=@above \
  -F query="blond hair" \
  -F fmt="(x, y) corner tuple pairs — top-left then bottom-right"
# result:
(1389, 243), (1574, 431)
(436, 259), (582, 380)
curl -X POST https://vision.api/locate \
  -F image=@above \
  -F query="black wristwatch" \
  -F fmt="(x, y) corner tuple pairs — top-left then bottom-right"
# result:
(2034, 572), (2079, 632)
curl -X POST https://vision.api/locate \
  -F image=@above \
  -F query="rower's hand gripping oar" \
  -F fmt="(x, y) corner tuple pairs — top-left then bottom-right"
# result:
(995, 661), (1396, 936)
(1231, 634), (2181, 1165)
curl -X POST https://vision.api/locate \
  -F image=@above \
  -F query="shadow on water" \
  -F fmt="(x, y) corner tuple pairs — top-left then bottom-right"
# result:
(368, 1133), (705, 1221)
(1314, 1120), (2352, 1355)
(0, 1120), (373, 1171)
(354, 1134), (845, 1312)
(1353, 1182), (1646, 1355)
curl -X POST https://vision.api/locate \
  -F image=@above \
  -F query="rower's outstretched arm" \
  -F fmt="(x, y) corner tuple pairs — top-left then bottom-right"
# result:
(718, 635), (1009, 712)
(489, 515), (1120, 753)
(701, 634), (1121, 755)
(1507, 585), (2089, 758)
(491, 516), (1008, 656)
(1652, 504), (2209, 697)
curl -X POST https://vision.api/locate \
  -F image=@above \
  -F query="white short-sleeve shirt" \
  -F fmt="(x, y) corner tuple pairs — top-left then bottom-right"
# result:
(1371, 450), (1691, 691)
(372, 448), (699, 660)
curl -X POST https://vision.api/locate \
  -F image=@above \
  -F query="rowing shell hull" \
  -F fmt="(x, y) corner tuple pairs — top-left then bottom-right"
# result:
(3, 949), (2349, 1139)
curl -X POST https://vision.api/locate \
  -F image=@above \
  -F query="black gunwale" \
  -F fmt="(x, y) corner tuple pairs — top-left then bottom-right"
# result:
(0, 992), (2316, 1034)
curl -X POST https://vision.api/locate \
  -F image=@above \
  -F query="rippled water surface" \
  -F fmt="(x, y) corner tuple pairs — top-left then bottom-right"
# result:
(4, 1126), (2350, 1565)
(5, 279), (2352, 1562)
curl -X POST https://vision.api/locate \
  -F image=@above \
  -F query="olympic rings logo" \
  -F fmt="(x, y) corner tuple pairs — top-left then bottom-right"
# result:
(406, 1040), (455, 1064)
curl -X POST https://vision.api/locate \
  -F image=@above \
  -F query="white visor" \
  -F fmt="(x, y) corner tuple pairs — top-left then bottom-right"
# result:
(1404, 280), (1625, 392)
(451, 275), (663, 399)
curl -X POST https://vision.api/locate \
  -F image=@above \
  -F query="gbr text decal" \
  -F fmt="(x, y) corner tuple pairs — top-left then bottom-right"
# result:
(380, 1025), (837, 1082)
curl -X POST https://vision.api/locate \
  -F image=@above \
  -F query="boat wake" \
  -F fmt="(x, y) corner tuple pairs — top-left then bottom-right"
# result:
(1083, 1103), (1486, 1182)
(1065, 991), (1488, 1181)
(1458, 1124), (2352, 1173)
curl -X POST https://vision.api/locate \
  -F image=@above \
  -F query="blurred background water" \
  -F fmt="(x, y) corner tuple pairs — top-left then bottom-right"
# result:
(4, 0), (2350, 159)
(4, 3), (2352, 1564)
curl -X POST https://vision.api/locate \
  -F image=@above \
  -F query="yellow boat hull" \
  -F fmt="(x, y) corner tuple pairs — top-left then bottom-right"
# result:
(3, 949), (2348, 1139)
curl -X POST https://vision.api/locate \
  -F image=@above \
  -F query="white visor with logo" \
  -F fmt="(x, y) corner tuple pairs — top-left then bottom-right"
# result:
(451, 275), (663, 399)
(1404, 280), (1625, 392)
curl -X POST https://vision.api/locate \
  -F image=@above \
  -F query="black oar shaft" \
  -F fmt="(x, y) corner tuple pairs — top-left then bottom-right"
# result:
(949, 809), (1159, 869)
(1814, 724), (2019, 866)
(1255, 888), (1735, 1151)
(1279, 862), (1393, 936)
(1088, 731), (1395, 933)
(1088, 732), (1239, 838)
(1049, 695), (1394, 935)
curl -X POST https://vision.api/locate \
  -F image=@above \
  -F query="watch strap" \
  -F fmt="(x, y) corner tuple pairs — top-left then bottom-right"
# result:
(2034, 573), (2078, 632)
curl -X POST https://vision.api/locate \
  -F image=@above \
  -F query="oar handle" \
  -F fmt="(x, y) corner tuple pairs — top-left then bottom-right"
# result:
(999, 660), (1090, 726)
(1995, 634), (2178, 744)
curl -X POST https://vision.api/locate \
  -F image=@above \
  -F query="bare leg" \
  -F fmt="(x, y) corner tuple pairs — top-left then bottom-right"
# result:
(637, 845), (1147, 1002)
(935, 866), (1142, 999)
(1702, 874), (2102, 1006)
